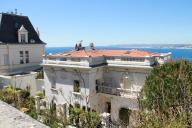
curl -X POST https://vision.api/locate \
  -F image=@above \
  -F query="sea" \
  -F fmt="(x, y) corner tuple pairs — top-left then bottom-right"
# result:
(46, 47), (192, 61)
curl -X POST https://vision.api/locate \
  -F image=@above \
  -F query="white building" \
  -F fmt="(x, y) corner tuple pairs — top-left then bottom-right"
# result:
(0, 12), (45, 95)
(43, 43), (171, 124)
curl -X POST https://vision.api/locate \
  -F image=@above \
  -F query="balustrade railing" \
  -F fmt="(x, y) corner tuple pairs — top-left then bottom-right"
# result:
(96, 85), (140, 98)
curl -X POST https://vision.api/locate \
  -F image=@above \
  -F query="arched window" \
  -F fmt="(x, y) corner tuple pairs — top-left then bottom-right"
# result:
(120, 74), (132, 89)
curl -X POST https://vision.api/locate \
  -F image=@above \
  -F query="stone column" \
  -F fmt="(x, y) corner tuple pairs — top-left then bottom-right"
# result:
(62, 103), (67, 117)
(35, 96), (40, 114)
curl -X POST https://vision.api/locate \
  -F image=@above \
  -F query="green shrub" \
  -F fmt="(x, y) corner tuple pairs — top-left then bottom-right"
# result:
(15, 88), (22, 91)
(140, 60), (192, 113)
(0, 86), (16, 104)
(136, 60), (192, 127)
(17, 90), (30, 98)
(35, 91), (44, 98)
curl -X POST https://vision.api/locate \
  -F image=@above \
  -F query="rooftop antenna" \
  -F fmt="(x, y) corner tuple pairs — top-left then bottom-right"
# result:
(79, 40), (83, 47)
(14, 9), (17, 15)
(80, 40), (83, 44)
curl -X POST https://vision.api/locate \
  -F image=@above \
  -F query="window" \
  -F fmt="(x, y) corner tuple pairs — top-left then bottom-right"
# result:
(82, 106), (86, 111)
(20, 51), (24, 64)
(87, 107), (91, 112)
(30, 39), (35, 43)
(71, 58), (80, 62)
(107, 57), (115, 60)
(96, 79), (103, 86)
(21, 34), (26, 42)
(121, 76), (131, 89)
(73, 80), (80, 92)
(74, 103), (80, 108)
(51, 76), (56, 88)
(18, 25), (28, 43)
(60, 58), (67, 61)
(25, 51), (29, 63)
(121, 57), (145, 62)
(3, 54), (9, 65)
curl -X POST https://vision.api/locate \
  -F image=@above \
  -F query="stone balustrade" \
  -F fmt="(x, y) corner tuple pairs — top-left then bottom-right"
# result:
(43, 59), (89, 67)
(96, 85), (140, 98)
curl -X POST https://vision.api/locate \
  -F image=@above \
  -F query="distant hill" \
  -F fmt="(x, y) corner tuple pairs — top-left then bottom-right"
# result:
(108, 44), (192, 49)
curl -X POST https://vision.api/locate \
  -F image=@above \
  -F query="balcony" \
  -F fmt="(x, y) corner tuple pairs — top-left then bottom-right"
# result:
(96, 85), (140, 99)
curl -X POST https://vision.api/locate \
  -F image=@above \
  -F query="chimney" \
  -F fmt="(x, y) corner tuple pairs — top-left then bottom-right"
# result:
(75, 43), (78, 50)
(14, 9), (17, 15)
(89, 42), (95, 50)
(75, 40), (84, 50)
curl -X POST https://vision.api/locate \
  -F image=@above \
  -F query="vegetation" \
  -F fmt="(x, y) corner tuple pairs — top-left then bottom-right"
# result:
(36, 71), (44, 79)
(0, 86), (38, 119)
(69, 106), (101, 128)
(134, 60), (192, 128)
(0, 86), (101, 128)
(35, 91), (44, 99)
(0, 86), (16, 104)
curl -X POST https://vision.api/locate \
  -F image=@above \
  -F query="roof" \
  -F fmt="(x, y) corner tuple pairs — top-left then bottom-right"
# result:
(48, 49), (160, 58)
(18, 25), (28, 32)
(0, 13), (44, 44)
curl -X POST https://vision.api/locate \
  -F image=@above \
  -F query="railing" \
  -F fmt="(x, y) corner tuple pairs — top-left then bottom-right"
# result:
(117, 88), (140, 98)
(96, 85), (140, 98)
(96, 85), (119, 95)
(107, 60), (152, 66)
(43, 60), (89, 67)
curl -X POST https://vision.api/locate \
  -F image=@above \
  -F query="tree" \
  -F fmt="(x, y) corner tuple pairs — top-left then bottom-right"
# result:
(140, 60), (192, 112)
(136, 60), (192, 127)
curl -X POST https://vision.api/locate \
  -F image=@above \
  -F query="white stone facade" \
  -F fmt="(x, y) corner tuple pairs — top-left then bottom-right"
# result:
(0, 13), (46, 95)
(0, 72), (44, 96)
(43, 47), (171, 123)
(0, 44), (45, 75)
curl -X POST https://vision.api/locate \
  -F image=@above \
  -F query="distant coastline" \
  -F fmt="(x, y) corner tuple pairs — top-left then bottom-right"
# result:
(47, 43), (192, 49)
(108, 44), (192, 49)
(46, 45), (192, 61)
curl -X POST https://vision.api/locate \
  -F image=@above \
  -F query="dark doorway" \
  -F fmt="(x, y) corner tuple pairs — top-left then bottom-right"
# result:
(119, 108), (131, 127)
(106, 102), (111, 113)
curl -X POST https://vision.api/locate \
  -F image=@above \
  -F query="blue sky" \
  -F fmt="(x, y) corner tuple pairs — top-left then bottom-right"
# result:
(1, 0), (192, 47)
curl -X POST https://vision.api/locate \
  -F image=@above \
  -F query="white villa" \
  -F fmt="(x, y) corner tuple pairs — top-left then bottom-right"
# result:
(43, 43), (171, 124)
(0, 12), (45, 95)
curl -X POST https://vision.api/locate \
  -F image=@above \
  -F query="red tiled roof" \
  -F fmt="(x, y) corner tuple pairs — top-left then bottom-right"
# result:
(48, 49), (160, 58)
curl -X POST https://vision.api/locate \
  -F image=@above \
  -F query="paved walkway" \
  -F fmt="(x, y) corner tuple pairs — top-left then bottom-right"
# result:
(0, 101), (49, 128)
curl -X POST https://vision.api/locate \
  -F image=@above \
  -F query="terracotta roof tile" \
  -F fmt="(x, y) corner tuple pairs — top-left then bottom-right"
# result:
(48, 49), (160, 58)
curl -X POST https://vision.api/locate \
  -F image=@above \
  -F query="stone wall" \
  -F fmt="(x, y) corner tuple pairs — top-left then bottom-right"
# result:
(0, 100), (49, 128)
(0, 72), (44, 96)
